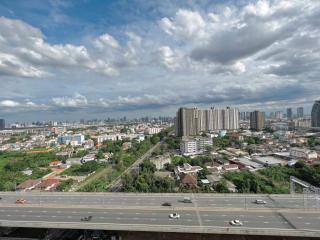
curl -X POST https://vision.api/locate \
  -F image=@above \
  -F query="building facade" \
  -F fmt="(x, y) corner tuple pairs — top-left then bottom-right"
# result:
(297, 107), (304, 118)
(286, 108), (293, 119)
(311, 100), (320, 128)
(0, 119), (5, 130)
(250, 111), (265, 130)
(180, 137), (213, 155)
(176, 107), (239, 136)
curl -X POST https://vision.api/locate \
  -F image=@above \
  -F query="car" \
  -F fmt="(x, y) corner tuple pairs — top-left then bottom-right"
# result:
(15, 198), (26, 204)
(182, 197), (192, 203)
(81, 216), (92, 221)
(230, 219), (243, 226)
(162, 202), (172, 206)
(254, 199), (267, 204)
(169, 213), (180, 219)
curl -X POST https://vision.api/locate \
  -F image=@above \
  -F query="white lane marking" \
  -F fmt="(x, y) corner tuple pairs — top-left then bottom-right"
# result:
(205, 220), (211, 222)
(67, 216), (72, 219)
(72, 211), (77, 214)
(151, 213), (156, 215)
(297, 216), (303, 219)
(51, 216), (56, 218)
(28, 210), (33, 213)
(116, 217), (121, 220)
(186, 213), (191, 216)
(21, 215), (26, 217)
(42, 211), (47, 213)
(99, 217), (104, 219)
(258, 216), (264, 218)
(119, 212), (124, 215)
(227, 204), (232, 206)
(305, 222), (311, 225)
(221, 214), (227, 217)
(103, 212), (109, 214)
(135, 213), (141, 215)
(263, 221), (269, 224)
(203, 214), (209, 217)
(6, 215), (11, 217)
(36, 216), (41, 218)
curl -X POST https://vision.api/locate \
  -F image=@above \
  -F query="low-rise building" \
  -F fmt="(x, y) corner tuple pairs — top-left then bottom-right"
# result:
(180, 137), (213, 156)
(175, 163), (202, 176)
(290, 147), (318, 160)
(222, 164), (239, 171)
(180, 173), (198, 188)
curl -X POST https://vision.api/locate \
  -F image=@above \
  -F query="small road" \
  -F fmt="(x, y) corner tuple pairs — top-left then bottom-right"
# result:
(106, 141), (161, 191)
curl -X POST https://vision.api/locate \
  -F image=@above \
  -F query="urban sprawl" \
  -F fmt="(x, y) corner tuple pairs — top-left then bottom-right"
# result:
(0, 100), (320, 194)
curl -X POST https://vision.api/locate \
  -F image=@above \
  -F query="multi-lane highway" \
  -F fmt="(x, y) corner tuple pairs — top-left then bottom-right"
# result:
(0, 192), (319, 209)
(0, 192), (319, 237)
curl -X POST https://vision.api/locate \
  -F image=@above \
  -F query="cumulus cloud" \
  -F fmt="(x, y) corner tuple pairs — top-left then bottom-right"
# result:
(159, 9), (206, 41)
(0, 16), (131, 77)
(1, 0), (320, 119)
(0, 100), (21, 107)
(93, 33), (120, 49)
(52, 93), (88, 107)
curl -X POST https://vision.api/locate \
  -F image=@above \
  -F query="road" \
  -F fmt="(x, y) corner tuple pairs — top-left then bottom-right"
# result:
(0, 193), (319, 236)
(107, 141), (161, 191)
(1, 192), (319, 210)
(0, 206), (319, 237)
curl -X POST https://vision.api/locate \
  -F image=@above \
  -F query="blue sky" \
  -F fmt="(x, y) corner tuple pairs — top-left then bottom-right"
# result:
(0, 0), (319, 122)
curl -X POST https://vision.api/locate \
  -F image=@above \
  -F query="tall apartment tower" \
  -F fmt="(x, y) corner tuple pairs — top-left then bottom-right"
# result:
(176, 107), (239, 136)
(297, 107), (304, 118)
(250, 111), (265, 130)
(287, 108), (293, 119)
(0, 119), (5, 130)
(311, 100), (320, 128)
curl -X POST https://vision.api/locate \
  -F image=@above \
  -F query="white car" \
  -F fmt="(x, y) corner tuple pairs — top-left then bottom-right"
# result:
(230, 219), (243, 226)
(254, 199), (267, 204)
(169, 213), (180, 219)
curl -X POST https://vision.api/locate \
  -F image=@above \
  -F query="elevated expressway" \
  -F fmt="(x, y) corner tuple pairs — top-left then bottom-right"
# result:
(0, 192), (319, 238)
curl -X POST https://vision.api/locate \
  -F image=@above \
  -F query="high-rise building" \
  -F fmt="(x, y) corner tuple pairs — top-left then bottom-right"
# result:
(0, 119), (5, 130)
(286, 108), (293, 119)
(311, 100), (320, 128)
(275, 111), (283, 119)
(250, 111), (265, 130)
(297, 107), (304, 118)
(176, 107), (239, 136)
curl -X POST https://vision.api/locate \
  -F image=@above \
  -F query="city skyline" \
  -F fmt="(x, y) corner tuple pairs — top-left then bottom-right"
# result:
(0, 0), (320, 121)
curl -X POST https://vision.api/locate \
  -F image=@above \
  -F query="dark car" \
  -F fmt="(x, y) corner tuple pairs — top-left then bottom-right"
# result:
(162, 202), (172, 206)
(81, 216), (92, 221)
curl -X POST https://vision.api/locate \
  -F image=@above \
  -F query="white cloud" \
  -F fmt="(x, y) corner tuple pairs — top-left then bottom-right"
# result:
(93, 33), (120, 49)
(159, 9), (206, 41)
(0, 100), (20, 107)
(52, 93), (88, 107)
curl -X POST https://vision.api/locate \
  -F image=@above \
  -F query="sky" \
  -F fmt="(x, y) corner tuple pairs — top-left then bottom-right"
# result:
(0, 0), (319, 122)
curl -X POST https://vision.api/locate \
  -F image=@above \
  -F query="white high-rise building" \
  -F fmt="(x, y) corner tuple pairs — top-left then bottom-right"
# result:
(176, 107), (239, 136)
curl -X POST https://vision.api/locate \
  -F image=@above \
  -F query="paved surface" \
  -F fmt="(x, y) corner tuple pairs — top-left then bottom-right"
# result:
(0, 193), (319, 237)
(0, 206), (319, 237)
(1, 192), (319, 210)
